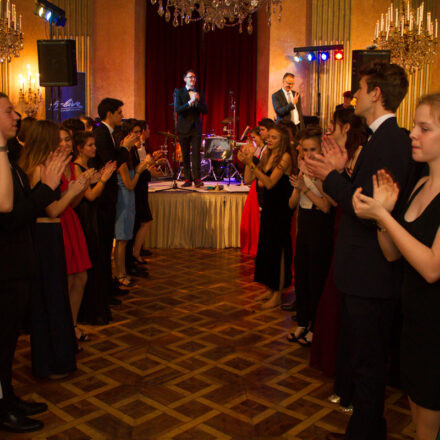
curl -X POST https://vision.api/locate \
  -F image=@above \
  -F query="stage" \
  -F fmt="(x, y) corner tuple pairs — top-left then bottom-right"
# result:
(143, 180), (249, 249)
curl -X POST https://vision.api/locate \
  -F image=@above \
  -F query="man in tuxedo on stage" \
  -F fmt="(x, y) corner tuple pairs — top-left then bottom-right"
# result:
(304, 62), (413, 440)
(174, 69), (208, 188)
(272, 73), (304, 135)
(92, 98), (136, 300)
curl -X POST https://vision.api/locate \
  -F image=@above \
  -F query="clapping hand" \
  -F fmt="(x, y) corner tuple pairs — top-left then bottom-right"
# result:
(322, 135), (348, 172)
(40, 147), (72, 190)
(100, 161), (117, 182)
(69, 172), (90, 195)
(352, 169), (400, 220)
(289, 172), (306, 191)
(121, 133), (138, 150)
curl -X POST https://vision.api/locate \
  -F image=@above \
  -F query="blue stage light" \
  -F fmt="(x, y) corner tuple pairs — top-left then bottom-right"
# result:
(306, 52), (316, 62)
(319, 51), (330, 61)
(293, 53), (303, 63)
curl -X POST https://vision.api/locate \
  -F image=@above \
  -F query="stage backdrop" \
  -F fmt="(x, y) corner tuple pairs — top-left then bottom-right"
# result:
(146, 3), (257, 149)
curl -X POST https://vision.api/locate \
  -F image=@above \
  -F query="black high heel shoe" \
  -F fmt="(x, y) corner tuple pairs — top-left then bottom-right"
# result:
(287, 326), (308, 343)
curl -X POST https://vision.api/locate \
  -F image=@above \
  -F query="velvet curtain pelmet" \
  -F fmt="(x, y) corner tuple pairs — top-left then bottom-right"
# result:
(145, 2), (257, 149)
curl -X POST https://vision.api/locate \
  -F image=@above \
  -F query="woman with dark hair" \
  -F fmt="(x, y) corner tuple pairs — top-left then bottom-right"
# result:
(74, 131), (116, 325)
(19, 121), (88, 378)
(62, 118), (85, 137)
(309, 108), (367, 411)
(112, 122), (150, 286)
(241, 125), (294, 309)
(239, 127), (265, 257)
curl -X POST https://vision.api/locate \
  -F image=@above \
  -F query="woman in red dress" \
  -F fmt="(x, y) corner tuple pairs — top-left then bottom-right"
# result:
(58, 127), (93, 341)
(240, 127), (266, 257)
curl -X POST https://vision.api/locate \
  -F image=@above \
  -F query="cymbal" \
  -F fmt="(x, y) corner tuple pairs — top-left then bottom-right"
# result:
(157, 131), (177, 139)
(220, 116), (239, 125)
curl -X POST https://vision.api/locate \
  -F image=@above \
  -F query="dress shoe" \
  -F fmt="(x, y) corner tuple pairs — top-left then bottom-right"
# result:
(182, 179), (192, 187)
(281, 302), (296, 311)
(127, 266), (149, 277)
(12, 398), (48, 416)
(140, 249), (153, 257)
(326, 433), (345, 440)
(328, 394), (341, 404)
(0, 410), (43, 433)
(194, 179), (204, 188)
(108, 297), (122, 306)
(112, 282), (129, 296)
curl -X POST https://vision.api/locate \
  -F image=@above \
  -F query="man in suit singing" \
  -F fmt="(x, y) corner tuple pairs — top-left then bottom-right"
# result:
(272, 73), (305, 134)
(304, 62), (413, 440)
(174, 69), (208, 188)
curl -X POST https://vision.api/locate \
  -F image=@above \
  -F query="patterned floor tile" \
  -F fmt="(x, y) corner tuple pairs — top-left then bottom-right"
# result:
(3, 249), (414, 439)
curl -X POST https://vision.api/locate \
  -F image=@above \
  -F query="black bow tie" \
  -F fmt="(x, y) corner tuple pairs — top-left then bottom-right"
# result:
(188, 88), (195, 92)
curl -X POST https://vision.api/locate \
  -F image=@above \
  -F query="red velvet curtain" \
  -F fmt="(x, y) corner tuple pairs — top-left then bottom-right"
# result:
(146, 3), (257, 149)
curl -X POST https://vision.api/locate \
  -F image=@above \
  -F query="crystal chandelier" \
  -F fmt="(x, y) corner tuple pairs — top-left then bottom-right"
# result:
(150, 0), (283, 34)
(373, 1), (438, 72)
(0, 1), (23, 62)
(18, 66), (42, 118)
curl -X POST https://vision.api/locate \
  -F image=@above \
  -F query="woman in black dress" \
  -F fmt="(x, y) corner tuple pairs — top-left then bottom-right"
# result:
(353, 93), (440, 440)
(241, 125), (293, 309)
(73, 131), (116, 325)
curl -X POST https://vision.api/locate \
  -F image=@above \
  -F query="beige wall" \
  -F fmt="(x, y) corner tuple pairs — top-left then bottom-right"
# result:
(91, 0), (145, 119)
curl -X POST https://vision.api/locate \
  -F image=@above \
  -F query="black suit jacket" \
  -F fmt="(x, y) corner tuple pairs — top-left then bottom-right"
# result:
(174, 88), (208, 136)
(323, 117), (413, 299)
(0, 164), (57, 281)
(91, 123), (128, 206)
(272, 88), (305, 127)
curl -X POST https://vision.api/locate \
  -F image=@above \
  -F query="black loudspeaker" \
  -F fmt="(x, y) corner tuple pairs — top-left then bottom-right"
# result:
(351, 50), (391, 94)
(37, 40), (77, 87)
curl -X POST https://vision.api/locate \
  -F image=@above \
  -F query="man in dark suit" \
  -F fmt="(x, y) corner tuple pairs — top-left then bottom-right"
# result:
(305, 62), (412, 440)
(0, 93), (71, 433)
(91, 98), (136, 301)
(174, 69), (208, 188)
(272, 73), (305, 135)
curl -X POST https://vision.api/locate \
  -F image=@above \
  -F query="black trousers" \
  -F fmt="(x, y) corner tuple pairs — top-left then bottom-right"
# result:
(294, 238), (332, 330)
(0, 279), (29, 412)
(338, 292), (397, 440)
(179, 130), (201, 181)
(98, 203), (116, 295)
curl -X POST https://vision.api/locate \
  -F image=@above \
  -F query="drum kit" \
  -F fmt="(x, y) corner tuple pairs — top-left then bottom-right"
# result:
(156, 91), (247, 184)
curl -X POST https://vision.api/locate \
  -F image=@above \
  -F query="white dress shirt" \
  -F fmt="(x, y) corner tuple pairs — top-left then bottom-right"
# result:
(282, 88), (300, 125)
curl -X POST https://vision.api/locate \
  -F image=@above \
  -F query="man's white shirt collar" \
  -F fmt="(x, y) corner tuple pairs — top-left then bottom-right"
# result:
(102, 121), (114, 135)
(369, 113), (395, 133)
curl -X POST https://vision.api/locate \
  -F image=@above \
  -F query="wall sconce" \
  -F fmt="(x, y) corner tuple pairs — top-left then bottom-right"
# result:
(18, 65), (42, 117)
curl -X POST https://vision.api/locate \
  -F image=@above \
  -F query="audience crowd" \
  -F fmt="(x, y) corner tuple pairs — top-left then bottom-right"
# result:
(0, 60), (439, 440)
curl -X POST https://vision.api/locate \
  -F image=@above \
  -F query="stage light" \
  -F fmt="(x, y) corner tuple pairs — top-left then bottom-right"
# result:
(293, 53), (303, 63)
(34, 0), (66, 27)
(306, 52), (316, 62)
(319, 52), (330, 61)
(334, 50), (344, 60)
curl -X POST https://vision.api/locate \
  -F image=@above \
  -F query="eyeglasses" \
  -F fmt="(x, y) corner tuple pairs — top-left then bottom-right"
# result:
(186, 75), (196, 79)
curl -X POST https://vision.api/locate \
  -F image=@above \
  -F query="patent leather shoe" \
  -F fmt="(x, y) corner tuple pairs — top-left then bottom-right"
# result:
(0, 410), (43, 433)
(13, 398), (48, 416)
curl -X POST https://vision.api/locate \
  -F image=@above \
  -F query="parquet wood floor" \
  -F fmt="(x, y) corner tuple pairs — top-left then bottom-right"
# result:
(7, 249), (415, 440)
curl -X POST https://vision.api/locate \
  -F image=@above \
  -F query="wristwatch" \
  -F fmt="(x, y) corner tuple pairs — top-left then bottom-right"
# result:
(0, 146), (7, 152)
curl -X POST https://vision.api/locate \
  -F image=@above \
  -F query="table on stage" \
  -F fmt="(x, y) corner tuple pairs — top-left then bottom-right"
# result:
(144, 181), (249, 249)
